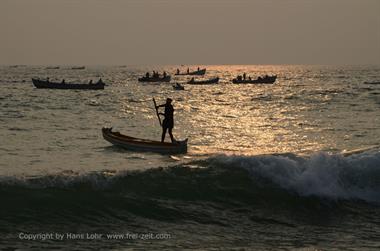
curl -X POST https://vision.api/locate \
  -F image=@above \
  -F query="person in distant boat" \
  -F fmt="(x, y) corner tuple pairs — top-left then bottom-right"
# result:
(89, 80), (93, 84)
(248, 76), (251, 80)
(146, 72), (150, 78)
(98, 78), (103, 84)
(163, 71), (167, 78)
(61, 79), (65, 84)
(46, 77), (50, 83)
(243, 73), (246, 80)
(176, 69), (180, 74)
(197, 67), (200, 71)
(187, 68), (189, 74)
(156, 98), (175, 143)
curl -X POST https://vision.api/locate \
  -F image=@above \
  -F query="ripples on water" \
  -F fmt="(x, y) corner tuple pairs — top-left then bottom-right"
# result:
(1, 65), (379, 175)
(1, 65), (380, 250)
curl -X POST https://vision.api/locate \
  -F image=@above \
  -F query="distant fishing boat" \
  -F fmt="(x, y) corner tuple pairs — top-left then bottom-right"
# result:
(187, 77), (219, 85)
(46, 66), (60, 69)
(232, 75), (277, 84)
(72, 66), (85, 70)
(32, 78), (105, 90)
(364, 81), (380, 85)
(102, 127), (188, 154)
(175, 68), (206, 76)
(138, 75), (171, 82)
(172, 83), (185, 90)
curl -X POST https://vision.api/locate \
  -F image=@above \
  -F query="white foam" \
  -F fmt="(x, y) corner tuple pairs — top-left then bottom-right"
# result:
(210, 151), (380, 203)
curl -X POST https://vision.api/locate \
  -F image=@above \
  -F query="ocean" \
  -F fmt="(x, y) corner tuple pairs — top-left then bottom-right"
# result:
(0, 65), (379, 250)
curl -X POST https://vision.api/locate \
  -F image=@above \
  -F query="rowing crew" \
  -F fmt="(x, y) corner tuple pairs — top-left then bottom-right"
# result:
(145, 71), (168, 79)
(44, 78), (104, 84)
(176, 67), (201, 75)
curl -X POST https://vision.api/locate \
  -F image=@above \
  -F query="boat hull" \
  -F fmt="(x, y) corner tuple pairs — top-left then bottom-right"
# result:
(138, 76), (171, 82)
(173, 85), (185, 90)
(32, 79), (105, 90)
(187, 77), (219, 85)
(175, 68), (206, 76)
(102, 127), (188, 154)
(232, 76), (277, 84)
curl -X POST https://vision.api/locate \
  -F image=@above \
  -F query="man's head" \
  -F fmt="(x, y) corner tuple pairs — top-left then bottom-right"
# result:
(166, 98), (172, 104)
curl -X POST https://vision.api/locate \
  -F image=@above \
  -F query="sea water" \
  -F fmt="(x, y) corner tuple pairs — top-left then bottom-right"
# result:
(0, 65), (379, 250)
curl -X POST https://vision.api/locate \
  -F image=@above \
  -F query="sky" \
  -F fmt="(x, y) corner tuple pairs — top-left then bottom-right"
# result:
(0, 0), (379, 65)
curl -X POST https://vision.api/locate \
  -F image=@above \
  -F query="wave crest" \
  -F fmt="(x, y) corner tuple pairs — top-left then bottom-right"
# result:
(1, 150), (379, 204)
(206, 151), (380, 203)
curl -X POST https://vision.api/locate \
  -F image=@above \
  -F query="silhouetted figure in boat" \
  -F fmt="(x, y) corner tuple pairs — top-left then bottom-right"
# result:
(243, 73), (246, 80)
(62, 79), (65, 84)
(89, 80), (93, 84)
(197, 67), (200, 71)
(156, 98), (175, 143)
(46, 77), (50, 83)
(176, 69), (180, 74)
(163, 71), (167, 78)
(146, 72), (150, 78)
(187, 68), (190, 74)
(98, 78), (104, 84)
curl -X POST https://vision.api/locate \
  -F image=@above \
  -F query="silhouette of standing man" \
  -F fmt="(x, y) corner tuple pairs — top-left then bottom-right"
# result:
(156, 98), (175, 143)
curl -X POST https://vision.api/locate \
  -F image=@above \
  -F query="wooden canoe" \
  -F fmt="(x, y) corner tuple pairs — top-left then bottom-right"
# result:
(187, 77), (219, 85)
(32, 78), (105, 90)
(232, 75), (277, 84)
(175, 68), (206, 76)
(138, 75), (171, 82)
(102, 127), (188, 154)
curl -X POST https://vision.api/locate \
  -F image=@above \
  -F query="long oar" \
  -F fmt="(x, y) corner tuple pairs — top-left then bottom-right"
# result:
(152, 98), (162, 126)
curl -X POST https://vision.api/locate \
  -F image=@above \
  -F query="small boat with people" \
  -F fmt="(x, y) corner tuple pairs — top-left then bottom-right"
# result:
(138, 71), (171, 82)
(364, 81), (380, 85)
(175, 67), (206, 76)
(72, 66), (85, 70)
(32, 78), (105, 90)
(172, 83), (185, 90)
(187, 77), (219, 85)
(232, 74), (277, 84)
(102, 127), (188, 154)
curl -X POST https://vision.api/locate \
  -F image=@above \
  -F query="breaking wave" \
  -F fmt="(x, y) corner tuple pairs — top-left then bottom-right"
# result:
(0, 150), (379, 228)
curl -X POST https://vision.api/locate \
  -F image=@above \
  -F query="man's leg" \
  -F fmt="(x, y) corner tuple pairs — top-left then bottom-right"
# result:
(168, 128), (174, 142)
(161, 127), (167, 142)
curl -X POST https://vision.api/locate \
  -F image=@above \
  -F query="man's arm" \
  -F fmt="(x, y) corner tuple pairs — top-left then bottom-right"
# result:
(156, 104), (166, 108)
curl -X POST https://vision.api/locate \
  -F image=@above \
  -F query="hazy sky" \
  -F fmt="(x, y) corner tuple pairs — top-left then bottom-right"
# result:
(1, 0), (379, 65)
